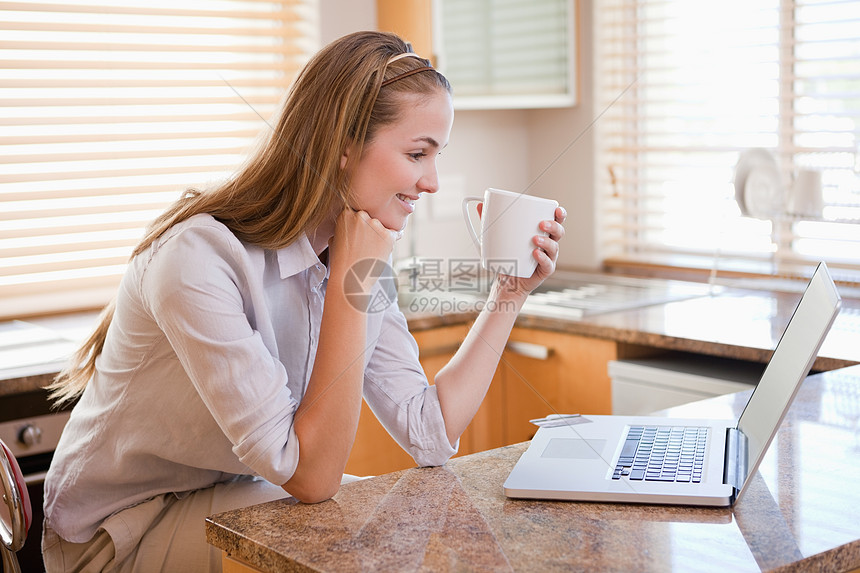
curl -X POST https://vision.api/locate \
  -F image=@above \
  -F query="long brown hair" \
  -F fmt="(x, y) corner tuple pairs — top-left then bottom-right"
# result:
(48, 31), (451, 406)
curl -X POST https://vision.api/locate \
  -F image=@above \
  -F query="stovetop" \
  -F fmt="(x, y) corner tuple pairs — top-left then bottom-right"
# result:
(521, 272), (718, 320)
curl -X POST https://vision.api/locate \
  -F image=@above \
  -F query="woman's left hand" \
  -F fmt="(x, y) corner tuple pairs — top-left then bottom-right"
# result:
(496, 205), (567, 299)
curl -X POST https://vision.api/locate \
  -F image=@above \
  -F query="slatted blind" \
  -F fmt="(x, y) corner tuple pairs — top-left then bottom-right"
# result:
(597, 0), (860, 281)
(437, 0), (575, 109)
(0, 0), (317, 318)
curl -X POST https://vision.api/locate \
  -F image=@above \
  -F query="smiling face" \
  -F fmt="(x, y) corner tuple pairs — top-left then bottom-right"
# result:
(344, 89), (454, 232)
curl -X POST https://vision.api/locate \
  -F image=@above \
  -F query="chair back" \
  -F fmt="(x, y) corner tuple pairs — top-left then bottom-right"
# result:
(0, 438), (32, 573)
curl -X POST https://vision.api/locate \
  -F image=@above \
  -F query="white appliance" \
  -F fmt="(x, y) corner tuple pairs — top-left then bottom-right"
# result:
(609, 354), (763, 415)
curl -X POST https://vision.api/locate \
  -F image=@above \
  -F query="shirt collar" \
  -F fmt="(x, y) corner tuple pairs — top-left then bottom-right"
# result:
(276, 233), (326, 280)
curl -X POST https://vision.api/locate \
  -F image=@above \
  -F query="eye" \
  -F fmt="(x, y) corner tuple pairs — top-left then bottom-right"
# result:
(408, 152), (427, 161)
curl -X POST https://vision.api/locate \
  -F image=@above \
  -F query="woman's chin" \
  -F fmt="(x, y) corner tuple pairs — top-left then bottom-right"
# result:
(382, 215), (410, 233)
(360, 206), (410, 233)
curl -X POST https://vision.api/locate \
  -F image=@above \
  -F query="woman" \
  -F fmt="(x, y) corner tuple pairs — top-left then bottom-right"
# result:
(42, 30), (566, 572)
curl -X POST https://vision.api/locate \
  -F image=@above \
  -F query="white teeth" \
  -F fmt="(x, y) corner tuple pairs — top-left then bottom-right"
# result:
(397, 194), (416, 205)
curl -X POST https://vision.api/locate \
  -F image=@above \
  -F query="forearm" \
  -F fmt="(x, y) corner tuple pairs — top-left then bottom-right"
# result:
(284, 281), (367, 502)
(283, 209), (399, 501)
(434, 280), (526, 446)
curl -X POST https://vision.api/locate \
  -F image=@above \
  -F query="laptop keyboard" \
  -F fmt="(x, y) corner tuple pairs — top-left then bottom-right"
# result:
(611, 425), (708, 483)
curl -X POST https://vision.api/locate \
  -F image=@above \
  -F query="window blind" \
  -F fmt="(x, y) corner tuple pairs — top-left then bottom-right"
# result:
(0, 0), (317, 319)
(436, 0), (576, 109)
(596, 0), (860, 282)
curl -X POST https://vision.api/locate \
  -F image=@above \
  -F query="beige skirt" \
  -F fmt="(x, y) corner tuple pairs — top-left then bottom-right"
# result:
(42, 476), (290, 573)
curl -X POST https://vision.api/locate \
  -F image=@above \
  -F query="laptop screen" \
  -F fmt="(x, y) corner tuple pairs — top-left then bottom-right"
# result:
(736, 263), (841, 491)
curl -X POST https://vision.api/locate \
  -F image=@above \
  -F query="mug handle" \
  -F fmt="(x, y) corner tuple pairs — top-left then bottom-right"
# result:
(461, 196), (483, 253)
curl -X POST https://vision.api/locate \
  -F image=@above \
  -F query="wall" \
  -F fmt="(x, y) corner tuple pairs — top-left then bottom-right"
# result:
(526, 0), (599, 270)
(319, 0), (599, 271)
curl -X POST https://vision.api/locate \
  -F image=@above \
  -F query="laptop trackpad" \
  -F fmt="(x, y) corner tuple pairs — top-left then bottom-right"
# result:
(541, 438), (606, 460)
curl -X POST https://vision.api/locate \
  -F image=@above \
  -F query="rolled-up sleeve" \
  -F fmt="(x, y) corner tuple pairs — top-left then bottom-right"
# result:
(362, 305), (458, 467)
(139, 222), (301, 485)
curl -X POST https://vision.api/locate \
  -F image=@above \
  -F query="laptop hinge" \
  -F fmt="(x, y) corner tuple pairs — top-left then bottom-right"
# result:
(723, 427), (748, 493)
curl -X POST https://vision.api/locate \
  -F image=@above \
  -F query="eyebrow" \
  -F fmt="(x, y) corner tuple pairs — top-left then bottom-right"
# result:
(414, 136), (447, 149)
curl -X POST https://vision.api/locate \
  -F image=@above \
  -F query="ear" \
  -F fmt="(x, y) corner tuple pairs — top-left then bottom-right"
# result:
(340, 144), (351, 170)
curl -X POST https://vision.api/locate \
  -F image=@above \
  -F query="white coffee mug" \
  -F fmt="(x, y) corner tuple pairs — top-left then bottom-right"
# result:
(462, 188), (558, 278)
(787, 169), (824, 218)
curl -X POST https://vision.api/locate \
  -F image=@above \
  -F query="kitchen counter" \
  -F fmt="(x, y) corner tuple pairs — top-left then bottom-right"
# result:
(3, 273), (859, 398)
(407, 274), (860, 372)
(0, 312), (98, 397)
(521, 292), (860, 373)
(205, 365), (860, 572)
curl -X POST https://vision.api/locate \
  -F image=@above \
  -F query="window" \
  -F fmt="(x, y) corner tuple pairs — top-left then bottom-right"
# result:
(597, 0), (860, 283)
(0, 0), (317, 319)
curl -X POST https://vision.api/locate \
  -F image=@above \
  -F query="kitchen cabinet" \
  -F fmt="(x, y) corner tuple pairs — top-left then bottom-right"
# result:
(376, 0), (433, 59)
(346, 321), (506, 476)
(499, 327), (616, 444)
(376, 0), (577, 109)
(345, 322), (622, 476)
(343, 401), (415, 477)
(344, 323), (469, 476)
(435, 0), (577, 109)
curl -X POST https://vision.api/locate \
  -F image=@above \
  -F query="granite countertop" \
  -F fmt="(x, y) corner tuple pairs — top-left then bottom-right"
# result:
(3, 273), (859, 398)
(206, 366), (860, 572)
(406, 274), (860, 372)
(0, 312), (98, 397)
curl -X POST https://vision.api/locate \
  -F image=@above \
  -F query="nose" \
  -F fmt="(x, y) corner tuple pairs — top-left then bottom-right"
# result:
(418, 159), (440, 194)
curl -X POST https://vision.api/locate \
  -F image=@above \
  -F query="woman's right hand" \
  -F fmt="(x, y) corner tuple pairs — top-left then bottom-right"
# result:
(328, 208), (398, 281)
(285, 207), (398, 502)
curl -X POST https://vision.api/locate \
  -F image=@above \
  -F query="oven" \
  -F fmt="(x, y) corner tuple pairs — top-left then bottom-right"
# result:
(0, 317), (92, 570)
(0, 389), (71, 572)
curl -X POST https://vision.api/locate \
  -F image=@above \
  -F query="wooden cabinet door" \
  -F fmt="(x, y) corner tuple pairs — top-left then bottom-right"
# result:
(344, 400), (415, 477)
(344, 324), (468, 476)
(345, 324), (619, 474)
(501, 328), (616, 444)
(376, 0), (433, 59)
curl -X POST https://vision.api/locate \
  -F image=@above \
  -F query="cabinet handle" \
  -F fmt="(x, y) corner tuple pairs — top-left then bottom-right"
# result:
(506, 340), (553, 360)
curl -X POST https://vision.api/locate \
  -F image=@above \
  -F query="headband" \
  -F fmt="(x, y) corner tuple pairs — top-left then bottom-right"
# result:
(381, 52), (435, 87)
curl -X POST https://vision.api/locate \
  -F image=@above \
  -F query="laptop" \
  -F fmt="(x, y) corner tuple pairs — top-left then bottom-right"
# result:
(504, 262), (842, 506)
